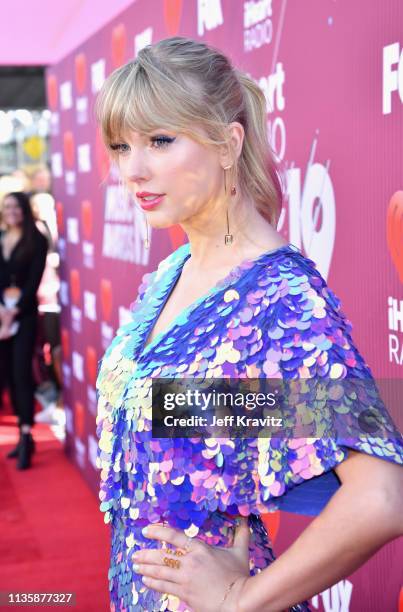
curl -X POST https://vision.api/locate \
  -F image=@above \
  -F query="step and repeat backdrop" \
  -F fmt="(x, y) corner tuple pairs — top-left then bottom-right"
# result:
(47, 1), (403, 610)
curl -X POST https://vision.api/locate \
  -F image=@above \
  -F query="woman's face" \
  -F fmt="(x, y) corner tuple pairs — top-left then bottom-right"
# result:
(2, 196), (24, 228)
(113, 127), (224, 229)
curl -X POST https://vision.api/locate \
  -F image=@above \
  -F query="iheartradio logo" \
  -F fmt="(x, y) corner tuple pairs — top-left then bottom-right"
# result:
(163, 0), (183, 35)
(75, 52), (87, 94)
(63, 131), (75, 168)
(47, 74), (58, 110)
(70, 269), (81, 306)
(112, 23), (127, 68)
(86, 346), (98, 387)
(55, 201), (64, 234)
(386, 191), (403, 283)
(61, 328), (70, 361)
(81, 199), (93, 240)
(74, 401), (85, 439)
(100, 279), (113, 322)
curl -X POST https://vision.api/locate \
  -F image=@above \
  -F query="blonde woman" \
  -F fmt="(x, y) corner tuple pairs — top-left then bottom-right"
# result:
(95, 37), (403, 612)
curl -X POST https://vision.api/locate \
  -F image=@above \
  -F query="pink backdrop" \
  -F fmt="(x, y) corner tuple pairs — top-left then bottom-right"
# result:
(47, 1), (403, 610)
(0, 0), (136, 65)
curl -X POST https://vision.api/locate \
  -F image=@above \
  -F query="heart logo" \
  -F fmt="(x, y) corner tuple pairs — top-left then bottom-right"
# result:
(70, 269), (81, 306)
(55, 201), (64, 234)
(100, 278), (113, 322)
(163, 0), (184, 35)
(74, 400), (85, 439)
(86, 346), (97, 386)
(75, 52), (87, 94)
(63, 131), (75, 168)
(167, 225), (186, 251)
(47, 74), (58, 110)
(112, 23), (127, 68)
(95, 128), (110, 181)
(81, 199), (93, 240)
(61, 328), (70, 360)
(386, 191), (403, 283)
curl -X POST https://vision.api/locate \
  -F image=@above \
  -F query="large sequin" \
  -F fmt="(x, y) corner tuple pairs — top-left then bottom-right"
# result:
(96, 243), (403, 611)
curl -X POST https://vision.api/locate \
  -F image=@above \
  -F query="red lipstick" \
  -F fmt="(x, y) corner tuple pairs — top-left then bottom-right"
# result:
(136, 192), (165, 210)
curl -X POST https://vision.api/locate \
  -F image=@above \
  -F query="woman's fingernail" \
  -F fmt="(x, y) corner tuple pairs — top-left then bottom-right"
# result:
(142, 576), (149, 584)
(142, 526), (149, 536)
(133, 564), (141, 572)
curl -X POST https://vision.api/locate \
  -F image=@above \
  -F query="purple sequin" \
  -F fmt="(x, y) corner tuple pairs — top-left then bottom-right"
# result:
(96, 243), (402, 611)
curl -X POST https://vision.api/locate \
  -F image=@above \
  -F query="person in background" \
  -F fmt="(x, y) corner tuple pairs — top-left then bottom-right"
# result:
(0, 191), (48, 469)
(30, 181), (62, 422)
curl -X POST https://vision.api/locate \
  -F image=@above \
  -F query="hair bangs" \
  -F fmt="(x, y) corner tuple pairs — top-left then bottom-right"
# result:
(97, 61), (193, 148)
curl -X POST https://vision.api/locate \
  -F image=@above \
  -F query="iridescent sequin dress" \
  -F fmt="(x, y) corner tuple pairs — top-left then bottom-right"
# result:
(96, 243), (403, 611)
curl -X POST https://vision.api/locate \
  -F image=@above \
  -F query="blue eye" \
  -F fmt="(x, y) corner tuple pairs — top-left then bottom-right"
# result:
(109, 143), (130, 154)
(150, 135), (175, 149)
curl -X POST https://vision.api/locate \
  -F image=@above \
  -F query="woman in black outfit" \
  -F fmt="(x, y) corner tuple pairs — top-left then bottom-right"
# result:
(0, 191), (48, 470)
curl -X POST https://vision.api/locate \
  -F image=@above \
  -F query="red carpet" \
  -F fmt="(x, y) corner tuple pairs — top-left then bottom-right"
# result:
(0, 402), (110, 611)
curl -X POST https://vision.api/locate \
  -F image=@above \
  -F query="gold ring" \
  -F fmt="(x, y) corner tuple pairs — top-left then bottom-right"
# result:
(163, 556), (181, 569)
(166, 548), (184, 557)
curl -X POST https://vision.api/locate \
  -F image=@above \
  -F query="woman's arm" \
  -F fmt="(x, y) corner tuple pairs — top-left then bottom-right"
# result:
(15, 233), (48, 316)
(237, 450), (403, 612)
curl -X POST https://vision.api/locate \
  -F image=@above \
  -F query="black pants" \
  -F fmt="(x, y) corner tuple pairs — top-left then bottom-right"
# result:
(0, 313), (38, 427)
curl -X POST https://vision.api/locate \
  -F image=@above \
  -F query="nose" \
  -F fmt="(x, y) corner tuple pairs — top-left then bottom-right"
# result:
(120, 148), (151, 186)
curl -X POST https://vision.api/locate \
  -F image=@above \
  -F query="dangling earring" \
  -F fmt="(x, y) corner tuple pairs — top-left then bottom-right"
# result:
(144, 215), (150, 249)
(223, 165), (236, 245)
(118, 175), (127, 202)
(125, 181), (151, 249)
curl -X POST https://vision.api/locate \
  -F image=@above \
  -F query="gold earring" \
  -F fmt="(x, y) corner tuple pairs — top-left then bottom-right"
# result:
(223, 165), (234, 245)
(118, 176), (128, 202)
(144, 215), (150, 249)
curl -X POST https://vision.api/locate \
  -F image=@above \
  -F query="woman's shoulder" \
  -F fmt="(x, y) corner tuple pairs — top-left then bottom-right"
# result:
(34, 227), (49, 250)
(251, 244), (353, 342)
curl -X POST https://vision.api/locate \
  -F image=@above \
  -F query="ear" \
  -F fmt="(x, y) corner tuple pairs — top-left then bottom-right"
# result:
(219, 121), (245, 168)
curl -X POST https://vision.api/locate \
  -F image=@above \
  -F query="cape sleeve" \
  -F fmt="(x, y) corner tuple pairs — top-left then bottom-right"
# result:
(255, 257), (403, 517)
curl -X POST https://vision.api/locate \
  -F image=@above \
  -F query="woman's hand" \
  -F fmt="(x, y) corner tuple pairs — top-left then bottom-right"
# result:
(132, 518), (252, 612)
(0, 304), (18, 323)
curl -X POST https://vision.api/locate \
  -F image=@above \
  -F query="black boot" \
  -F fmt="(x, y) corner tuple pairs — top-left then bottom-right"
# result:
(17, 433), (35, 470)
(6, 440), (21, 459)
(7, 431), (36, 459)
(6, 428), (21, 459)
(7, 427), (22, 459)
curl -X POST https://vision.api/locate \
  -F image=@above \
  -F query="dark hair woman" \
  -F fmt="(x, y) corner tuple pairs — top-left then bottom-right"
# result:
(0, 191), (48, 470)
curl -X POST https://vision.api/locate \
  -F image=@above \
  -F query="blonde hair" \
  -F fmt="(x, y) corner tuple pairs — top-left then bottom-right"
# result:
(96, 36), (283, 226)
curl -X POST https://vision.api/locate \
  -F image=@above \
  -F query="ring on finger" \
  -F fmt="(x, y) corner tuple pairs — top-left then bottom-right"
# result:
(163, 556), (181, 569)
(166, 548), (184, 557)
